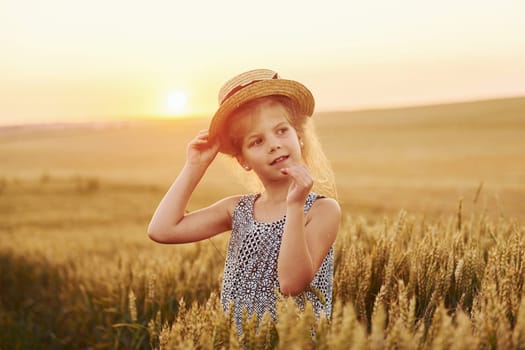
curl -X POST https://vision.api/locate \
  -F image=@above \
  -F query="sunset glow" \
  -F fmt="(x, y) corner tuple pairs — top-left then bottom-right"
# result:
(164, 90), (188, 116)
(0, 0), (524, 125)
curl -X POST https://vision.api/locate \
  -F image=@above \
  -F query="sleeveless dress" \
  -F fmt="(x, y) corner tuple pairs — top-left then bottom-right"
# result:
(220, 192), (334, 332)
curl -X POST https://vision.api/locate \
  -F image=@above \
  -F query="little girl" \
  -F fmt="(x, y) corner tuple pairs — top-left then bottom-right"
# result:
(147, 69), (340, 331)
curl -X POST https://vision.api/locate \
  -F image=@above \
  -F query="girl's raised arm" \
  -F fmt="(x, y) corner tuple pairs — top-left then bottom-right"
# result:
(147, 130), (236, 244)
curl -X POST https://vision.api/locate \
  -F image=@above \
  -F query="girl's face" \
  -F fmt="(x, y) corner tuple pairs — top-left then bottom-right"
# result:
(235, 102), (303, 181)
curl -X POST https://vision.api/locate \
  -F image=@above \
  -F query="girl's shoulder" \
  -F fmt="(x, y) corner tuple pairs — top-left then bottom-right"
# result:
(307, 195), (341, 220)
(216, 194), (251, 217)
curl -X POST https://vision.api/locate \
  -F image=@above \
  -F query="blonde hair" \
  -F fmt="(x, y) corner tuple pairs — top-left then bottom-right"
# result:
(220, 95), (337, 199)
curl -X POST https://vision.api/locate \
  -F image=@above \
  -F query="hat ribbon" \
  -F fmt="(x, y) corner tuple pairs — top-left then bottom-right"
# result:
(220, 72), (279, 105)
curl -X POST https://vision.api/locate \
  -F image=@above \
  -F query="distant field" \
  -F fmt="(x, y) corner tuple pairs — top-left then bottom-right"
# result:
(1, 96), (524, 220)
(1, 96), (525, 348)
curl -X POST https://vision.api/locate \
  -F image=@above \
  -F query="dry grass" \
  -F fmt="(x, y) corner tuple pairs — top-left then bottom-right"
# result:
(1, 96), (524, 348)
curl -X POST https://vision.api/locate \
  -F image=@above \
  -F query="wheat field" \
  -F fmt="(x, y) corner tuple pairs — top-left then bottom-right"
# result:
(1, 97), (524, 349)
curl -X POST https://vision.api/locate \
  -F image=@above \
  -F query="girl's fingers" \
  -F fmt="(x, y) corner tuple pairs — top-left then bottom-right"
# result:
(282, 163), (311, 178)
(190, 130), (218, 147)
(281, 164), (313, 187)
(195, 132), (209, 141)
(191, 130), (210, 141)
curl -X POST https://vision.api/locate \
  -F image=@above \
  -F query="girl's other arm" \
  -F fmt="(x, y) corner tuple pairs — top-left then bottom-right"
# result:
(277, 164), (340, 295)
(278, 199), (340, 296)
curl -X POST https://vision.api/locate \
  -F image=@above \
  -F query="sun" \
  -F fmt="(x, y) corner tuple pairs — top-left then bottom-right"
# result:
(165, 90), (188, 115)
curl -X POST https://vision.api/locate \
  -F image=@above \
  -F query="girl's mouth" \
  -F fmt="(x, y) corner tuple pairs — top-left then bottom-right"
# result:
(270, 155), (289, 165)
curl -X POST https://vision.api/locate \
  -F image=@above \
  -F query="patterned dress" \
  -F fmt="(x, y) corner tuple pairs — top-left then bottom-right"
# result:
(220, 192), (334, 332)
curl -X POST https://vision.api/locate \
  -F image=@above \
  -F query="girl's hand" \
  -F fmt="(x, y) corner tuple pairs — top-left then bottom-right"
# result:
(280, 163), (313, 206)
(186, 130), (219, 168)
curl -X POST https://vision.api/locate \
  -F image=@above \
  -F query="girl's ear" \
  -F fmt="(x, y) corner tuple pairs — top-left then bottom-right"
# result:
(298, 135), (304, 148)
(236, 156), (251, 171)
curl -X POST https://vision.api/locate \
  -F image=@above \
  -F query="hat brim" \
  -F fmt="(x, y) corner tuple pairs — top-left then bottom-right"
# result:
(209, 79), (315, 155)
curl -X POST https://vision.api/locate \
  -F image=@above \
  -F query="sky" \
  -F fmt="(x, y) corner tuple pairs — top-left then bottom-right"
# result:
(1, 0), (524, 125)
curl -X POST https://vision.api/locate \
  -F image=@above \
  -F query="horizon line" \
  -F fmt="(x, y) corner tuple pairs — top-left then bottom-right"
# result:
(1, 94), (524, 129)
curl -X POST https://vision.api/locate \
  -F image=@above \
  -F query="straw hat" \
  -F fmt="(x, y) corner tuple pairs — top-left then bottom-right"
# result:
(209, 69), (315, 155)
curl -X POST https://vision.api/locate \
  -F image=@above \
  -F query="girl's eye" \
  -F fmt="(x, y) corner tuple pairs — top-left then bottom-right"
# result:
(248, 138), (262, 147)
(277, 127), (288, 135)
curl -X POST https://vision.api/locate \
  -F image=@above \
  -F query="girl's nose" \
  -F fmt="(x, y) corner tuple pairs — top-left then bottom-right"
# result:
(269, 143), (281, 153)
